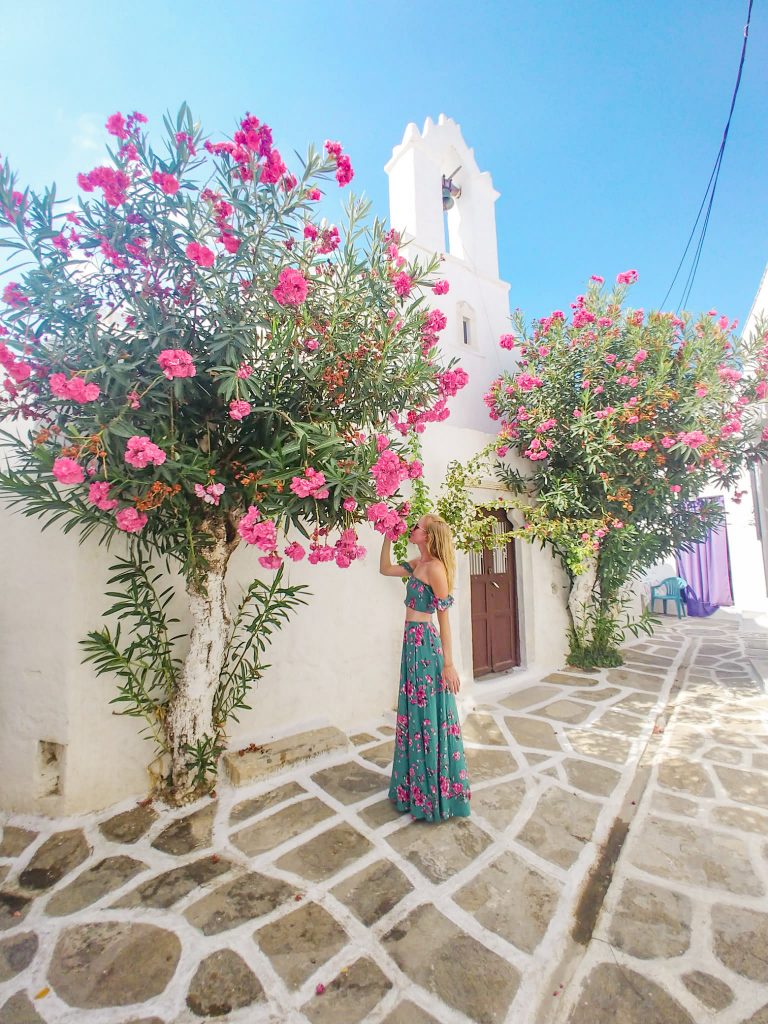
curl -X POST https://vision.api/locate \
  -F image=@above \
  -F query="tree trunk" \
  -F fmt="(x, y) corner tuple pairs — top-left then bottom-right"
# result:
(567, 555), (598, 647)
(165, 517), (235, 803)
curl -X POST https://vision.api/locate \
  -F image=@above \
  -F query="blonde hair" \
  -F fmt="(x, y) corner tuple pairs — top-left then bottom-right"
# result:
(423, 514), (456, 593)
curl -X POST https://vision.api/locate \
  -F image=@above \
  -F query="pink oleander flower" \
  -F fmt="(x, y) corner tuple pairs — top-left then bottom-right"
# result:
(660, 437), (676, 449)
(438, 368), (469, 397)
(677, 429), (708, 449)
(324, 139), (343, 158)
(88, 481), (118, 511)
(670, 484), (682, 494)
(335, 154), (354, 186)
(499, 334), (515, 350)
(305, 338), (319, 351)
(272, 267), (308, 306)
(304, 224), (318, 240)
(626, 414), (640, 424)
(194, 482), (225, 506)
(392, 272), (413, 298)
(432, 280), (450, 295)
(628, 439), (653, 452)
(157, 349), (196, 380)
(371, 450), (410, 498)
(238, 506), (279, 550)
(537, 345), (550, 357)
(259, 553), (283, 570)
(219, 233), (240, 253)
(115, 506), (148, 533)
(185, 242), (215, 267)
(237, 363), (253, 379)
(590, 275), (605, 284)
(633, 349), (648, 363)
(2, 282), (28, 307)
(516, 373), (543, 392)
(284, 541), (306, 561)
(126, 390), (140, 409)
(718, 366), (742, 385)
(52, 457), (85, 485)
(124, 436), (167, 469)
(105, 112), (129, 139)
(77, 165), (131, 207)
(756, 381), (768, 400)
(616, 269), (639, 285)
(408, 460), (423, 479)
(307, 187), (321, 200)
(229, 399), (252, 421)
(695, 386), (708, 398)
(151, 171), (180, 195)
(49, 373), (100, 403)
(342, 497), (358, 512)
(290, 467), (329, 499)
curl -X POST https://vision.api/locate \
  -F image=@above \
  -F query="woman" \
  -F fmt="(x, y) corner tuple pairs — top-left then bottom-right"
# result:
(379, 513), (471, 821)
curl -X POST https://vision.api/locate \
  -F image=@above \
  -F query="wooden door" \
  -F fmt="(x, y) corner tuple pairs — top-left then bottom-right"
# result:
(470, 510), (520, 676)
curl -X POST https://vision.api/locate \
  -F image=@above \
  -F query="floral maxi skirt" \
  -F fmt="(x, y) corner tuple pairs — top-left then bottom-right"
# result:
(388, 622), (471, 822)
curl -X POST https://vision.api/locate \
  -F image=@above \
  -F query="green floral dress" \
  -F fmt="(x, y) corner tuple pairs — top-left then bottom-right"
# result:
(388, 562), (471, 821)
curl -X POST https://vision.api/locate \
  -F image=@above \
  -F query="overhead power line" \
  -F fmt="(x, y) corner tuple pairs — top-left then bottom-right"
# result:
(660, 0), (754, 313)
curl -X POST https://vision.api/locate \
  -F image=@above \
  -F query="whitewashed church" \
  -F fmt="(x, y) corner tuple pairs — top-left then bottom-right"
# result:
(0, 117), (573, 816)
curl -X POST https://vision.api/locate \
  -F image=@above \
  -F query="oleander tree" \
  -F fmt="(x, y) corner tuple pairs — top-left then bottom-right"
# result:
(0, 104), (467, 801)
(478, 271), (768, 667)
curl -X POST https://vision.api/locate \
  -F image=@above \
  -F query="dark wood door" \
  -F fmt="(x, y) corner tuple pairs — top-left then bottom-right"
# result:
(470, 510), (520, 676)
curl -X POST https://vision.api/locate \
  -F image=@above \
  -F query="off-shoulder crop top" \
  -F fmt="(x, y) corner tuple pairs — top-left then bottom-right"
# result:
(399, 561), (455, 613)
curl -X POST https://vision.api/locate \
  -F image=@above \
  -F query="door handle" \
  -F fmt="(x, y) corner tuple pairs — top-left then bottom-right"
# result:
(490, 581), (500, 589)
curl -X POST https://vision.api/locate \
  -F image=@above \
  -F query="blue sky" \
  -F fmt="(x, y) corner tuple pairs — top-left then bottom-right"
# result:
(1, 1), (766, 326)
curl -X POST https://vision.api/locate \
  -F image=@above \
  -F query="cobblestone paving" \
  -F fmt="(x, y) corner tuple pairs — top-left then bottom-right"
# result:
(0, 613), (766, 1023)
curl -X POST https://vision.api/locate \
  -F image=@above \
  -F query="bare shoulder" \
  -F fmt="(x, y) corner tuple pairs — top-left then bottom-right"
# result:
(425, 558), (448, 591)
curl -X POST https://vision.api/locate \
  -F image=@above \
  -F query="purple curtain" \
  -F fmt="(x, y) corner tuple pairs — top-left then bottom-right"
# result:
(674, 496), (734, 616)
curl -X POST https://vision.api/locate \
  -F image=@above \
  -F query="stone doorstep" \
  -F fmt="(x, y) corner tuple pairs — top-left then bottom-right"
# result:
(223, 726), (350, 787)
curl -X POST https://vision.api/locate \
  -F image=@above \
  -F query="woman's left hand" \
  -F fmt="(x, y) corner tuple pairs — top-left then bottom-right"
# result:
(443, 664), (461, 694)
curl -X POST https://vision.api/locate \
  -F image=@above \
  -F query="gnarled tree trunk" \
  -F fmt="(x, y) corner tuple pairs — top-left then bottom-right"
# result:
(165, 516), (238, 803)
(567, 555), (599, 648)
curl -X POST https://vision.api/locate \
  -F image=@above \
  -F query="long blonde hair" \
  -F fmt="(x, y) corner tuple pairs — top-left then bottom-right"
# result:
(424, 514), (456, 592)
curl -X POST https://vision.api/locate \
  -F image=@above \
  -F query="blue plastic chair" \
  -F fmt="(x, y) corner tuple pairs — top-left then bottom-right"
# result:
(649, 576), (688, 618)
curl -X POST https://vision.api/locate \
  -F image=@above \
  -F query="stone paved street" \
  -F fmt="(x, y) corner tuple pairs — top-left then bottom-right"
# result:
(1, 613), (767, 1023)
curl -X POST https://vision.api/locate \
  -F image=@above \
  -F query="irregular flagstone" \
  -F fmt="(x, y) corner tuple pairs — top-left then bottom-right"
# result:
(186, 949), (264, 1017)
(381, 1002), (440, 1023)
(383, 904), (519, 1023)
(230, 781), (306, 824)
(544, 672), (601, 687)
(703, 746), (744, 765)
(112, 855), (233, 910)
(517, 786), (600, 868)
(301, 956), (392, 1024)
(0, 931), (38, 982)
(622, 651), (673, 668)
(360, 742), (395, 769)
(359, 798), (403, 829)
(742, 1005), (768, 1023)
(386, 818), (493, 883)
(629, 817), (763, 896)
(501, 685), (563, 711)
(681, 970), (733, 1011)
(460, 713), (506, 745)
(714, 765), (768, 808)
(710, 726), (760, 748)
(567, 963), (695, 1024)
(223, 726), (350, 786)
(712, 904), (768, 982)
(275, 823), (373, 882)
(98, 804), (158, 844)
(570, 687), (621, 703)
(650, 792), (699, 818)
(657, 758), (715, 797)
(468, 779), (527, 830)
(331, 858), (413, 925)
(349, 732), (378, 746)
(606, 879), (691, 957)
(712, 805), (768, 835)
(0, 891), (32, 931)
(379, 725), (396, 736)
(504, 716), (561, 751)
(151, 802), (215, 855)
(566, 729), (631, 764)
(0, 828), (37, 859)
(230, 797), (335, 856)
(46, 856), (145, 916)
(254, 901), (348, 989)
(454, 849), (561, 953)
(0, 991), (46, 1024)
(607, 668), (665, 692)
(752, 752), (768, 770)
(311, 762), (387, 804)
(48, 921), (181, 1008)
(538, 700), (591, 724)
(592, 710), (646, 737)
(613, 691), (657, 713)
(465, 747), (518, 781)
(184, 871), (295, 934)
(563, 758), (621, 797)
(18, 829), (89, 890)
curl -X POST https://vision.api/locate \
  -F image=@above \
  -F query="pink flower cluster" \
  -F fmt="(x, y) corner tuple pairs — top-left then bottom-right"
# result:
(88, 481), (118, 511)
(616, 269), (639, 285)
(151, 171), (180, 196)
(204, 114), (290, 188)
(185, 242), (215, 268)
(677, 430), (708, 449)
(49, 373), (100, 403)
(290, 468), (329, 499)
(432, 280), (450, 295)
(499, 334), (516, 350)
(116, 507), (148, 534)
(2, 282), (28, 308)
(324, 140), (354, 186)
(371, 449), (421, 498)
(392, 272), (413, 298)
(52, 457), (85, 485)
(194, 481), (225, 506)
(77, 166), (131, 207)
(0, 343), (32, 386)
(272, 267), (308, 306)
(238, 505), (279, 552)
(228, 399), (251, 421)
(157, 349), (196, 380)
(125, 436), (167, 469)
(438, 367), (469, 398)
(367, 501), (409, 541)
(308, 527), (366, 568)
(627, 439), (653, 452)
